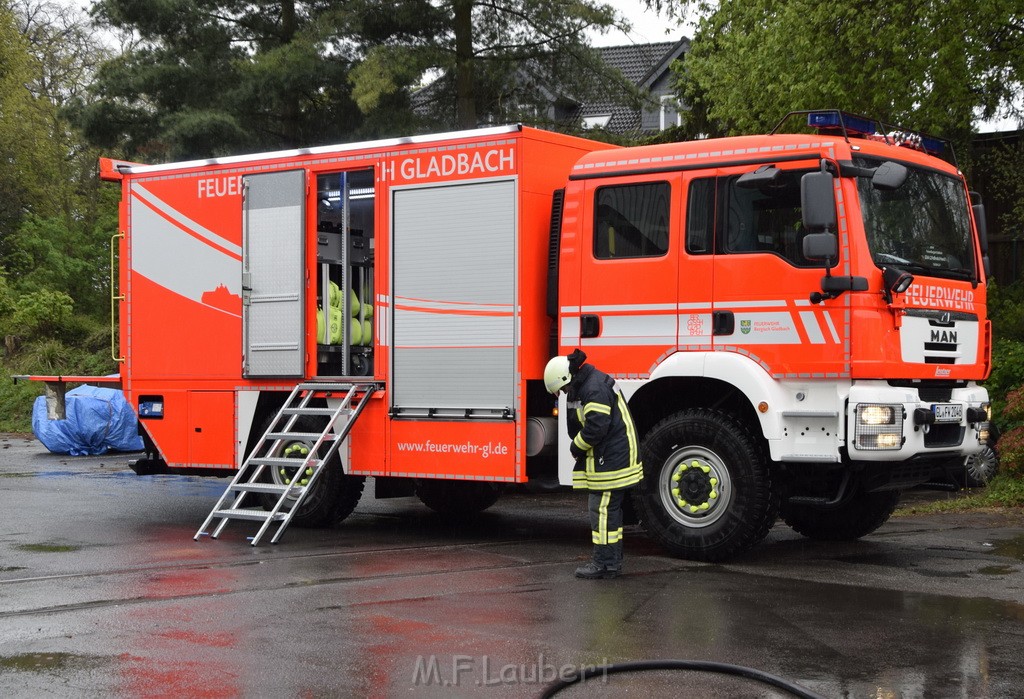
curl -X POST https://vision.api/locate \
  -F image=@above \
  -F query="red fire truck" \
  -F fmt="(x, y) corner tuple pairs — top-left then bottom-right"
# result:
(33, 111), (993, 559)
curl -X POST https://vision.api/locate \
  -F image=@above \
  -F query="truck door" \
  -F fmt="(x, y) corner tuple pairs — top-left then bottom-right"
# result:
(711, 164), (848, 377)
(572, 174), (680, 374)
(390, 178), (517, 414)
(242, 170), (306, 378)
(388, 178), (518, 480)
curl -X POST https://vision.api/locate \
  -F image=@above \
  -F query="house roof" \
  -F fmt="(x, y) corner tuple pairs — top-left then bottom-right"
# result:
(412, 38), (690, 134)
(599, 40), (680, 85)
(573, 38), (689, 133)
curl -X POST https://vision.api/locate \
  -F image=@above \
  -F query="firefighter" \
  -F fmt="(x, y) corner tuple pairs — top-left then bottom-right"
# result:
(544, 349), (643, 579)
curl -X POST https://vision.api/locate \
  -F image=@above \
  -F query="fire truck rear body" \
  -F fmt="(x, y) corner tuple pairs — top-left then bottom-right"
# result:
(100, 125), (598, 484)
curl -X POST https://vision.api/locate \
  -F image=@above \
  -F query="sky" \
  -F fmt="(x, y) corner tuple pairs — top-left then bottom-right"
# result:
(589, 1), (693, 47)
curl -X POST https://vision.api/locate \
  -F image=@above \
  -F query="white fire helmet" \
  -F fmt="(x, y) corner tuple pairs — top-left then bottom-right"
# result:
(543, 355), (572, 394)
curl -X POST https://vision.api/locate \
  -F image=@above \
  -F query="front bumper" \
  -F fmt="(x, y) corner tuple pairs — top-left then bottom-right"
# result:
(846, 381), (989, 462)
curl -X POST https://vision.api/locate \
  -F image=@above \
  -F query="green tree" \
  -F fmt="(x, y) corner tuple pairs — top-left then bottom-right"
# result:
(82, 0), (379, 160)
(0, 3), (40, 240)
(2, 1), (119, 320)
(1, 2), (119, 433)
(346, 0), (639, 131)
(670, 0), (1024, 140)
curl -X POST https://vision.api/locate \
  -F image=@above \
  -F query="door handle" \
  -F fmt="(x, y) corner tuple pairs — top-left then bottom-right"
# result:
(712, 310), (734, 336)
(580, 314), (601, 338)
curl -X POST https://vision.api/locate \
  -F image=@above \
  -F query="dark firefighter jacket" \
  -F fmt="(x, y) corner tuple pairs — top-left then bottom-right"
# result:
(566, 364), (643, 491)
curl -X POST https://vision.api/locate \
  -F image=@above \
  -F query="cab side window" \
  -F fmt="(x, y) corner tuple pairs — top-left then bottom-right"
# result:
(721, 169), (816, 267)
(686, 178), (715, 254)
(594, 183), (670, 259)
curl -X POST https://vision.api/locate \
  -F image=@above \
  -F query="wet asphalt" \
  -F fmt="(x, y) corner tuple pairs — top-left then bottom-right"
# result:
(1, 433), (1023, 698)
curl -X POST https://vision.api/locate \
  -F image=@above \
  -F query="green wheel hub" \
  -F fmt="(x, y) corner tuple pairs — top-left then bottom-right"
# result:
(275, 441), (314, 489)
(659, 446), (733, 528)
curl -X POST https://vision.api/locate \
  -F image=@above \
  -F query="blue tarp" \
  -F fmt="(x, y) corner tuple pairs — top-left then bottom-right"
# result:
(33, 385), (144, 455)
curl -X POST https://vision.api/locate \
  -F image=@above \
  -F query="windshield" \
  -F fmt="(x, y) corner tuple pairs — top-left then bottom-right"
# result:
(857, 159), (975, 280)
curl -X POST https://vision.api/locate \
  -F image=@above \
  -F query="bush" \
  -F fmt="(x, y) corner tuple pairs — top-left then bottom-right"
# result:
(11, 289), (74, 338)
(978, 474), (1024, 508)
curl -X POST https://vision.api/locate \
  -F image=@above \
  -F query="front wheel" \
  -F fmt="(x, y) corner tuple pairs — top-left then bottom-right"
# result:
(635, 409), (778, 562)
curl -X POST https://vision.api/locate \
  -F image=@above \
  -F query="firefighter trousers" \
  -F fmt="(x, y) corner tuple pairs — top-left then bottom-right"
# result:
(588, 489), (626, 569)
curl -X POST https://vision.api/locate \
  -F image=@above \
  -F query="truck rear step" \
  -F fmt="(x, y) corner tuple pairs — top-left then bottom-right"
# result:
(194, 380), (381, 545)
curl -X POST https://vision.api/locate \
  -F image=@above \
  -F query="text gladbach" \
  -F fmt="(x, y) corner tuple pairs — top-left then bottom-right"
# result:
(389, 147), (514, 182)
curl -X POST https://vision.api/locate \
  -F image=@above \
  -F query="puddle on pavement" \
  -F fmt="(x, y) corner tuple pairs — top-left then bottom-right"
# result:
(978, 564), (1016, 576)
(834, 551), (909, 567)
(988, 534), (1024, 561)
(16, 543), (82, 553)
(914, 569), (970, 579)
(0, 652), (106, 673)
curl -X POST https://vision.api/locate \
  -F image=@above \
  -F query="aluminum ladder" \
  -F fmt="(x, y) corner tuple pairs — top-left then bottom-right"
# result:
(194, 381), (381, 545)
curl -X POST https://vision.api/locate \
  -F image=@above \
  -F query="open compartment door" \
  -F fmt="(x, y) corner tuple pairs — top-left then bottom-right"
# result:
(242, 170), (306, 378)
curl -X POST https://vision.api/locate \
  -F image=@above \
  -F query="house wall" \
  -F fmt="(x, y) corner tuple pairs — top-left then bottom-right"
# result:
(640, 72), (681, 132)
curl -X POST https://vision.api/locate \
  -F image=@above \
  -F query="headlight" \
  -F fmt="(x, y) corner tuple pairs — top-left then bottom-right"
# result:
(854, 403), (904, 451)
(859, 404), (896, 425)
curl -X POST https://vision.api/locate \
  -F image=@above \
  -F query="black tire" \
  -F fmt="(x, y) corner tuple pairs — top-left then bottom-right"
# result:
(255, 414), (365, 528)
(415, 480), (502, 516)
(635, 408), (778, 562)
(782, 490), (900, 541)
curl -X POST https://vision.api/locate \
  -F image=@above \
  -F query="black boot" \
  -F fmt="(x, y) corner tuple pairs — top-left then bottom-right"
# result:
(574, 561), (620, 579)
(575, 544), (621, 579)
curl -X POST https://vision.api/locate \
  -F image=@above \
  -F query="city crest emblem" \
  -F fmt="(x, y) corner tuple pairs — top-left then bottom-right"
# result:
(740, 319), (752, 335)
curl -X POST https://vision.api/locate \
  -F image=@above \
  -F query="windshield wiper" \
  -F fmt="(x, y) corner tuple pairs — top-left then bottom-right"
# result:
(896, 262), (974, 280)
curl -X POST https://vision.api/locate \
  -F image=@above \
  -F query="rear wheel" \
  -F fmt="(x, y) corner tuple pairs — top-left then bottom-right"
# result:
(635, 408), (778, 562)
(415, 480), (502, 516)
(782, 490), (900, 541)
(256, 414), (365, 528)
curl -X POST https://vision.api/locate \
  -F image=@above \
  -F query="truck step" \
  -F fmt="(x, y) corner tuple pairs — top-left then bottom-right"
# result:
(248, 457), (323, 468)
(785, 496), (831, 507)
(212, 508), (287, 522)
(195, 381), (381, 545)
(229, 482), (304, 495)
(280, 407), (340, 416)
(264, 432), (336, 441)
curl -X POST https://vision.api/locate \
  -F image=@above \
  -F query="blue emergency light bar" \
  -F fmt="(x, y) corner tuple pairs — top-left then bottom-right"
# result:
(807, 111), (876, 136)
(918, 136), (945, 156)
(795, 110), (947, 158)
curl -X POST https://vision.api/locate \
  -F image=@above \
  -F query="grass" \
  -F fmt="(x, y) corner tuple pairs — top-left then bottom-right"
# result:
(896, 475), (1024, 515)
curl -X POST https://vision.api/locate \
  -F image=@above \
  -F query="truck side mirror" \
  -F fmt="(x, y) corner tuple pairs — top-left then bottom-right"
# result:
(802, 233), (837, 261)
(736, 165), (782, 189)
(971, 195), (988, 254)
(801, 170), (836, 231)
(871, 161), (908, 190)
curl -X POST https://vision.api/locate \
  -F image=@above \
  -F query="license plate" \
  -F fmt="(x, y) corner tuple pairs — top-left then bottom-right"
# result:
(932, 403), (962, 423)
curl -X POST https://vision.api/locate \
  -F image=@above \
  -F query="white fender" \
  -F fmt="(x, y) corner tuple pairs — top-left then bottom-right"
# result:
(631, 350), (849, 463)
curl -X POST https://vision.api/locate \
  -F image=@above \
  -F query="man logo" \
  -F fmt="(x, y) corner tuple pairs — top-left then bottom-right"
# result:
(740, 320), (752, 335)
